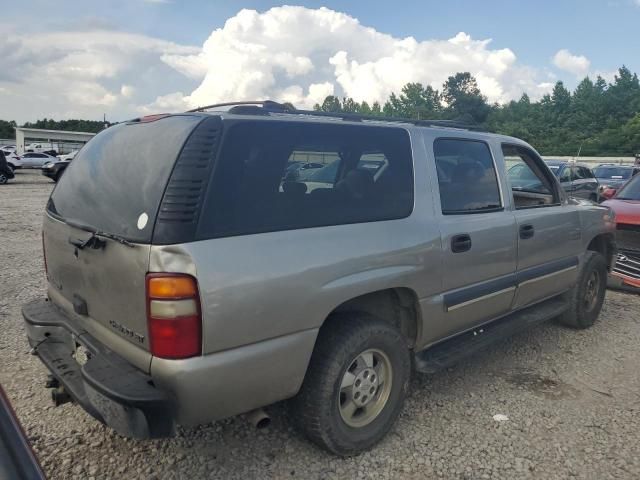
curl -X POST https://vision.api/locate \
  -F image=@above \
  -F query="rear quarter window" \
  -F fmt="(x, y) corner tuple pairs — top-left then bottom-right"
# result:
(197, 121), (414, 239)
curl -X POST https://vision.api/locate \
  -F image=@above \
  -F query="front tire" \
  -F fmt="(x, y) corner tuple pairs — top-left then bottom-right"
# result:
(0, 173), (8, 185)
(558, 251), (607, 329)
(291, 314), (410, 456)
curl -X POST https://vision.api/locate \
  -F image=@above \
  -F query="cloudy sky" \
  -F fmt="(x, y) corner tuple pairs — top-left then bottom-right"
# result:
(1, 0), (639, 123)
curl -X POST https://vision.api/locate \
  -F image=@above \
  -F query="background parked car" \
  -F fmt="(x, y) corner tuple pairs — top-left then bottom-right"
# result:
(0, 145), (16, 155)
(19, 152), (57, 168)
(26, 142), (58, 155)
(5, 152), (23, 170)
(594, 164), (640, 199)
(57, 149), (79, 162)
(0, 151), (16, 185)
(42, 158), (71, 182)
(602, 173), (640, 292)
(545, 160), (600, 201)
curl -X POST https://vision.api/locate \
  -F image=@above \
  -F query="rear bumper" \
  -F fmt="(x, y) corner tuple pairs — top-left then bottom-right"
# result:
(22, 299), (174, 439)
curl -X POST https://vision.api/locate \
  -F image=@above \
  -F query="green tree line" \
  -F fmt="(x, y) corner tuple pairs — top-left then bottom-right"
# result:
(0, 118), (109, 140)
(313, 66), (640, 156)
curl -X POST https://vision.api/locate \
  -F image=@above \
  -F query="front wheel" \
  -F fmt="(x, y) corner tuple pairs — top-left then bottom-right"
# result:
(558, 251), (607, 329)
(0, 173), (8, 185)
(290, 314), (410, 456)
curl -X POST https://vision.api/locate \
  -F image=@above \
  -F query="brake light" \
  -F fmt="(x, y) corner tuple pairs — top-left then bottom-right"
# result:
(146, 273), (202, 359)
(139, 114), (170, 123)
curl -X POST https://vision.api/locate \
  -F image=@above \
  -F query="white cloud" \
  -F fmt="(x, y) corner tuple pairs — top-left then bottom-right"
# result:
(0, 6), (571, 123)
(0, 28), (199, 123)
(170, 6), (553, 110)
(552, 49), (591, 77)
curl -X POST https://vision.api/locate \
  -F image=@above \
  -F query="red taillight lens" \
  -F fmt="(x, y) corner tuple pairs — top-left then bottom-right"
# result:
(146, 274), (202, 359)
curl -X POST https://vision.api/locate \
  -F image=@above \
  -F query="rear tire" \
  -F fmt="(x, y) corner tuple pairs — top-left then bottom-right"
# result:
(290, 314), (410, 456)
(558, 251), (607, 329)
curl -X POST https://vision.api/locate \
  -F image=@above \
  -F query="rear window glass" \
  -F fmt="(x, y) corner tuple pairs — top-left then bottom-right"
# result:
(593, 166), (632, 179)
(197, 121), (413, 239)
(47, 115), (203, 243)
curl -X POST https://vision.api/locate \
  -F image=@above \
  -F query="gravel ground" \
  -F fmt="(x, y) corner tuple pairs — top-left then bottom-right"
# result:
(2, 170), (640, 480)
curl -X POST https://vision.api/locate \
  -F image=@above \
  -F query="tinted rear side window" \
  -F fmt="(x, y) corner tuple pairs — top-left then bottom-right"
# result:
(434, 139), (501, 214)
(47, 115), (203, 243)
(197, 121), (413, 239)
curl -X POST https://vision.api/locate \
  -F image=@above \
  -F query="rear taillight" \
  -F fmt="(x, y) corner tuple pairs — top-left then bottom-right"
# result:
(146, 273), (202, 359)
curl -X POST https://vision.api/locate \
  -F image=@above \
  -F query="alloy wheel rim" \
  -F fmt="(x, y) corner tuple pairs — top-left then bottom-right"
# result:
(584, 270), (600, 312)
(338, 348), (393, 428)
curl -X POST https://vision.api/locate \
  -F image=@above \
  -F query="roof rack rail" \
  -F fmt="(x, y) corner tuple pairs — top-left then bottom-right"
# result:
(186, 100), (293, 113)
(188, 100), (482, 131)
(281, 108), (481, 130)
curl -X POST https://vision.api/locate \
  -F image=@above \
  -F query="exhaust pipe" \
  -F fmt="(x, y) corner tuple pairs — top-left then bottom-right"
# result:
(51, 387), (72, 407)
(245, 408), (271, 429)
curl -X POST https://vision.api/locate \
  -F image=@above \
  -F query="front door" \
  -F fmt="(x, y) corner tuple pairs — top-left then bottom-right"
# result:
(430, 137), (517, 340)
(502, 144), (581, 308)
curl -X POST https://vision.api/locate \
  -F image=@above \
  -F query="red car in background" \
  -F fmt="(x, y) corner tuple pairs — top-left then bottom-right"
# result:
(602, 173), (640, 292)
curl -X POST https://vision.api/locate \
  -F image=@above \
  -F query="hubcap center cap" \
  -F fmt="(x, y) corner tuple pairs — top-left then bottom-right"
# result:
(352, 368), (378, 406)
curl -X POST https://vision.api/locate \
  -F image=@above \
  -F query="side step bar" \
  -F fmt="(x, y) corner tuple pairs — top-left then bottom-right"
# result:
(414, 296), (568, 374)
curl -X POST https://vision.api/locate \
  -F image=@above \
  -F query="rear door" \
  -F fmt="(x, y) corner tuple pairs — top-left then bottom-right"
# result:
(430, 136), (517, 339)
(501, 144), (581, 308)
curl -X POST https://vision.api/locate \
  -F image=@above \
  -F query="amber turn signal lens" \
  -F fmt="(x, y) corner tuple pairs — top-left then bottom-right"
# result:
(148, 275), (198, 299)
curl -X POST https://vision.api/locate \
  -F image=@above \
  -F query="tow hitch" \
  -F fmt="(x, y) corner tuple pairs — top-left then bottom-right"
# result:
(45, 375), (72, 406)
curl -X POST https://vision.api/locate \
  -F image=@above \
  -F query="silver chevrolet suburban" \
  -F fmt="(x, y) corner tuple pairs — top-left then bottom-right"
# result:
(23, 102), (616, 456)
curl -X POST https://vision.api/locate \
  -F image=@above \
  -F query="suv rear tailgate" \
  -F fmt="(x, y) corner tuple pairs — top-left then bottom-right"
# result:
(44, 213), (152, 371)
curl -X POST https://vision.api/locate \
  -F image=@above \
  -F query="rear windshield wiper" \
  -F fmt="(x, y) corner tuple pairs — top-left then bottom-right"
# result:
(65, 218), (135, 248)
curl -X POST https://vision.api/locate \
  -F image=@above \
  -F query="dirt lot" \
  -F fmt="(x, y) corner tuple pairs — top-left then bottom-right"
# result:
(1, 170), (640, 480)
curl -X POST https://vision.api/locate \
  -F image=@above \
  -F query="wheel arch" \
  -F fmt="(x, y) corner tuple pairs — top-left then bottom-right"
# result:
(586, 233), (616, 271)
(319, 287), (422, 349)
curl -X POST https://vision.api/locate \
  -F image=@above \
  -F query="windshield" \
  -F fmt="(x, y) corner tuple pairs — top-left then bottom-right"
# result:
(47, 115), (203, 243)
(593, 166), (632, 179)
(615, 174), (640, 200)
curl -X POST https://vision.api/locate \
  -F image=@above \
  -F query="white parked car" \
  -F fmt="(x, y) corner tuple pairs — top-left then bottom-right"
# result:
(26, 142), (57, 154)
(5, 153), (23, 170)
(57, 150), (79, 162)
(19, 152), (57, 168)
(0, 145), (16, 155)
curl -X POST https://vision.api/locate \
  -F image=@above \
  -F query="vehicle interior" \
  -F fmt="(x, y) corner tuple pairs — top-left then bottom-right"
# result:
(503, 144), (559, 208)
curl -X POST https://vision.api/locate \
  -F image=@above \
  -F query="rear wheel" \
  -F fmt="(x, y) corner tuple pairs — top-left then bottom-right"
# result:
(291, 314), (410, 456)
(558, 251), (607, 329)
